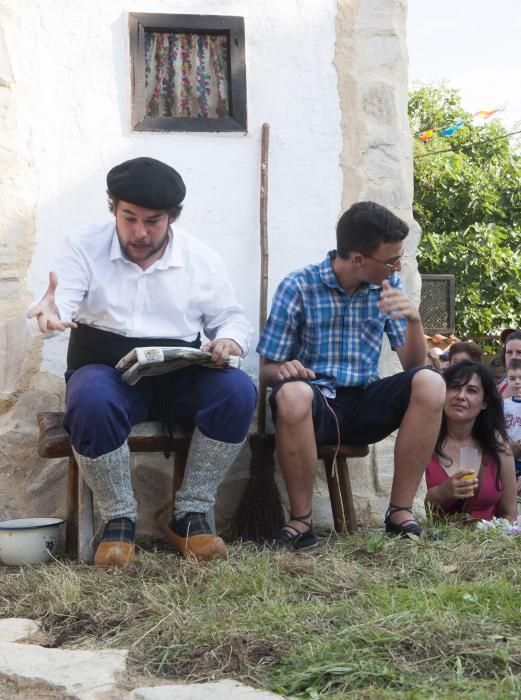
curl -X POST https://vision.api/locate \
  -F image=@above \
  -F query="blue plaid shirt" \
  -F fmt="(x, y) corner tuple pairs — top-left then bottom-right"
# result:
(257, 251), (407, 393)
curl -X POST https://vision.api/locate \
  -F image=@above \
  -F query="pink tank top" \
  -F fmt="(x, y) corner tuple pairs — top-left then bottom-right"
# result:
(425, 453), (502, 520)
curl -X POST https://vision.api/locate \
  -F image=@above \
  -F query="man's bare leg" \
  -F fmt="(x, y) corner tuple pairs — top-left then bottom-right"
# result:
(274, 381), (317, 533)
(389, 369), (446, 526)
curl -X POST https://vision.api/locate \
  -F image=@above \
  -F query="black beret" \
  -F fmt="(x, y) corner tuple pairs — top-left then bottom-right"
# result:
(106, 157), (186, 209)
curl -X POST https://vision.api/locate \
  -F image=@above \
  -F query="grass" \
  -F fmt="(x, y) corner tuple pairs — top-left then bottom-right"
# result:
(2, 527), (521, 698)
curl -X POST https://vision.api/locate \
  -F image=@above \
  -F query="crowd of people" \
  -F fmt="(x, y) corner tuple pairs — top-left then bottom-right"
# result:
(27, 157), (518, 566)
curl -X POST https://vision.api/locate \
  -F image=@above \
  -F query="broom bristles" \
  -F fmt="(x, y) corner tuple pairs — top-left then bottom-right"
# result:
(230, 432), (286, 542)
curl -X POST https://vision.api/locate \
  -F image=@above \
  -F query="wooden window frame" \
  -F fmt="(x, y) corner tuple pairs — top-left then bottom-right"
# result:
(129, 12), (247, 132)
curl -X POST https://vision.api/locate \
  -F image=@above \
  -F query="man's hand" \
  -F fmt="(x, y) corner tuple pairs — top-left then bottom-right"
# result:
(27, 272), (78, 333)
(269, 360), (316, 384)
(378, 280), (420, 322)
(202, 338), (242, 365)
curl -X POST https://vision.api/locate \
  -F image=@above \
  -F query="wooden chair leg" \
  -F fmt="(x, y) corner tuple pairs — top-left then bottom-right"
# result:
(66, 456), (78, 559)
(324, 456), (346, 532)
(336, 456), (357, 532)
(324, 455), (357, 533)
(77, 475), (95, 563)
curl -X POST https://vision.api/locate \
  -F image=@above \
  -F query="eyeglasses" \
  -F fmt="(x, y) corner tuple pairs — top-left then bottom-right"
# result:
(363, 253), (403, 271)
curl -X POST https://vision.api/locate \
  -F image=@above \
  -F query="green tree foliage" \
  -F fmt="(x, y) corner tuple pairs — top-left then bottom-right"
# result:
(409, 83), (521, 341)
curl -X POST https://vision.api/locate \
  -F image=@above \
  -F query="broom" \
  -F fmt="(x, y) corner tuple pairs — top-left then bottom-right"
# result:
(231, 123), (286, 542)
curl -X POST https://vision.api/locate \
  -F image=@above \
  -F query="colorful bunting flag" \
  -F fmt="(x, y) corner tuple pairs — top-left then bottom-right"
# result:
(417, 108), (502, 141)
(440, 120), (464, 136)
(473, 108), (501, 120)
(419, 129), (435, 142)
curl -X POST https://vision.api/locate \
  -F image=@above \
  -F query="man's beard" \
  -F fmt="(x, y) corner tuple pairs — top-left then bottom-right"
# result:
(117, 225), (170, 264)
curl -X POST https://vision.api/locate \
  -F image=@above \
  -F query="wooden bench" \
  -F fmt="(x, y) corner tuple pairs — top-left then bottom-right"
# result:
(37, 412), (368, 561)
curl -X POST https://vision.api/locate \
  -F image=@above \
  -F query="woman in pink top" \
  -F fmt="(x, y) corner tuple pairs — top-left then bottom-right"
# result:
(425, 361), (517, 522)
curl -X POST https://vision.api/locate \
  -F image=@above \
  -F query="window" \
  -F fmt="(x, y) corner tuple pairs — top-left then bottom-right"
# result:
(129, 13), (247, 132)
(419, 274), (455, 335)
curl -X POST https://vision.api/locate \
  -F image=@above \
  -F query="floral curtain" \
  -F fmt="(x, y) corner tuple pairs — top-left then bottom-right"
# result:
(144, 32), (229, 119)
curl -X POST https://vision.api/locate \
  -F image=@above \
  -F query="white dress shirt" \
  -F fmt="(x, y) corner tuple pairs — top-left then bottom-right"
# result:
(38, 222), (252, 355)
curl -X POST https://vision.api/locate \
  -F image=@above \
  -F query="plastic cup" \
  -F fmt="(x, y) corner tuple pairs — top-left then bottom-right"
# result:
(459, 447), (479, 481)
(460, 447), (479, 470)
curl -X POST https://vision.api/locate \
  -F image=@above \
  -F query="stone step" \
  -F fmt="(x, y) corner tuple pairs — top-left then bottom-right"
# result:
(0, 619), (283, 699)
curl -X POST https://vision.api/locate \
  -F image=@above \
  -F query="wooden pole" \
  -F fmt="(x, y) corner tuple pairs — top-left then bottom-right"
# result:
(258, 123), (270, 433)
(231, 122), (285, 541)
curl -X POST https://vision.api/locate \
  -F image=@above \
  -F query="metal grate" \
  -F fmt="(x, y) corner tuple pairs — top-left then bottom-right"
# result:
(419, 274), (455, 335)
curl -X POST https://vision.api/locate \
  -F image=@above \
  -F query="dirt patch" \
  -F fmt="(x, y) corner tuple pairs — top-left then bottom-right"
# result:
(41, 612), (100, 648)
(158, 633), (285, 680)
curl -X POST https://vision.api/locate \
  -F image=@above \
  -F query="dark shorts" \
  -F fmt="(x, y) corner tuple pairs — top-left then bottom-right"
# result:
(270, 366), (433, 446)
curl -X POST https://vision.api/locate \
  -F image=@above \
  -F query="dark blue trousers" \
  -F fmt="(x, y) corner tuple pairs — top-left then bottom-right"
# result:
(63, 364), (257, 458)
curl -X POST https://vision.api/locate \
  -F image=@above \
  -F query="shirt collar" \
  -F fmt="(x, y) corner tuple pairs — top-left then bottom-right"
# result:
(109, 225), (184, 270)
(320, 250), (398, 295)
(318, 251), (343, 290)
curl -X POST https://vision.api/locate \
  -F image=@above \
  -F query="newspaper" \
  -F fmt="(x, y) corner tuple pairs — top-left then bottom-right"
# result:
(116, 346), (242, 385)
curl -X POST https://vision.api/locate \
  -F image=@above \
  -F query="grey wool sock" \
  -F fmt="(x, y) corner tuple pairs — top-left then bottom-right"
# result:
(72, 441), (138, 522)
(173, 427), (245, 522)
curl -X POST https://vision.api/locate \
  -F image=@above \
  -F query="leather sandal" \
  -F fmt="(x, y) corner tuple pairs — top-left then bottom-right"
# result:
(384, 504), (422, 538)
(271, 511), (318, 551)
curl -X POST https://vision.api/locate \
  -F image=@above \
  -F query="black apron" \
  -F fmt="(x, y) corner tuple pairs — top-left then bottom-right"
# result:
(67, 323), (201, 457)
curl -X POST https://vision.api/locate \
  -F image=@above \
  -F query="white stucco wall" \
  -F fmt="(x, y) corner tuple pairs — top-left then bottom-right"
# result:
(9, 0), (342, 378)
(1, 0), (421, 532)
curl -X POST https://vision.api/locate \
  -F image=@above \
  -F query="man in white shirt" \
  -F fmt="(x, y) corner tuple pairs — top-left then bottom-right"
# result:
(28, 157), (256, 567)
